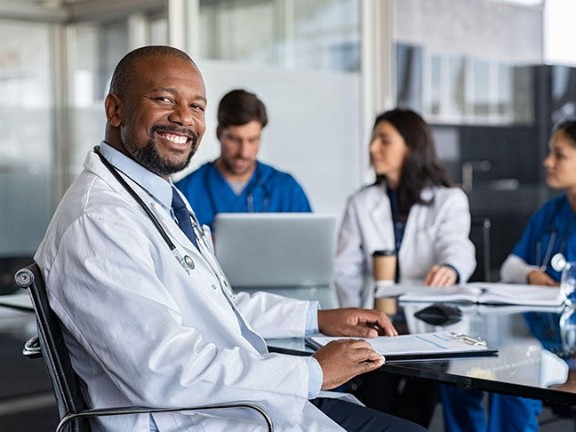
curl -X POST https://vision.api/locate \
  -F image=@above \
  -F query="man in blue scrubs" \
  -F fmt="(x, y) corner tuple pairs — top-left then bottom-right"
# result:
(176, 89), (312, 228)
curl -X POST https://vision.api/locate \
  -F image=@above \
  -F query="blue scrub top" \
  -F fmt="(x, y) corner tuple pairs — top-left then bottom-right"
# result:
(512, 194), (576, 281)
(175, 161), (312, 228)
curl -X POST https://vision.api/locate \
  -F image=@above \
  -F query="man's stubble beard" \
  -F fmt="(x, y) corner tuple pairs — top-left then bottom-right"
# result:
(127, 135), (198, 177)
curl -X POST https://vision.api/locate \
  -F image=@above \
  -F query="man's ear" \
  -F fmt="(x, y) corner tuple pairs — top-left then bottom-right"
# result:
(105, 93), (123, 127)
(216, 126), (223, 141)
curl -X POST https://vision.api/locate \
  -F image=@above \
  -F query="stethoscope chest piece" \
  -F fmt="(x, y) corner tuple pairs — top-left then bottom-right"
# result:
(552, 253), (568, 272)
(184, 255), (195, 270)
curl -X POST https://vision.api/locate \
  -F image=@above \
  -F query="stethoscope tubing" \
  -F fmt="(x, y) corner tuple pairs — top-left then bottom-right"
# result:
(536, 198), (576, 272)
(94, 147), (234, 295)
(95, 147), (177, 251)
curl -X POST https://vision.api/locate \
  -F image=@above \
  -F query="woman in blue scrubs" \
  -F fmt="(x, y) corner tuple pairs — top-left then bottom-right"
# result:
(441, 119), (576, 432)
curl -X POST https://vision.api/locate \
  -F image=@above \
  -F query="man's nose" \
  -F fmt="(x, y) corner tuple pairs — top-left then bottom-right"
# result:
(238, 141), (251, 157)
(169, 103), (196, 126)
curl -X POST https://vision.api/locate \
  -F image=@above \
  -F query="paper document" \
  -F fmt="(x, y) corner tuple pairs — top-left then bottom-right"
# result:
(306, 331), (498, 361)
(398, 283), (563, 307)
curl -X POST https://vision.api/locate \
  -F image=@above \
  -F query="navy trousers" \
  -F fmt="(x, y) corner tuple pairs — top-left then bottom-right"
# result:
(312, 397), (427, 432)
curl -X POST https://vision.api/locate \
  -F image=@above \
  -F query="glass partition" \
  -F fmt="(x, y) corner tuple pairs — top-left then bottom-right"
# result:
(68, 21), (129, 176)
(199, 0), (359, 72)
(0, 19), (53, 292)
(67, 12), (169, 178)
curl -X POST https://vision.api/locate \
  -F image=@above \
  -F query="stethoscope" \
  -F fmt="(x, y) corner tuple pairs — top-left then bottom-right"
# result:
(536, 202), (576, 273)
(204, 162), (270, 216)
(94, 147), (236, 298)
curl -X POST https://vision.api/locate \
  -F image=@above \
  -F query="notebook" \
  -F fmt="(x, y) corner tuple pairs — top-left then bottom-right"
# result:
(398, 283), (564, 307)
(213, 213), (338, 288)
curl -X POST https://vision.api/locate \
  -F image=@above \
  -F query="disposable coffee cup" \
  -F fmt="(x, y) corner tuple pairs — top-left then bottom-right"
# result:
(372, 250), (396, 284)
(372, 250), (397, 315)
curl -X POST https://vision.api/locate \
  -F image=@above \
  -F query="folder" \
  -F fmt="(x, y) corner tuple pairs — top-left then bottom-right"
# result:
(305, 331), (498, 362)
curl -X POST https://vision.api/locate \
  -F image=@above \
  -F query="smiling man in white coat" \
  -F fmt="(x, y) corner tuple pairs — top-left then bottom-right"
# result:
(34, 46), (425, 432)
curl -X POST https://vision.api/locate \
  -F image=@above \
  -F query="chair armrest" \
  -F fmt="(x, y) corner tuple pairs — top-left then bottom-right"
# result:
(22, 335), (42, 359)
(57, 402), (273, 432)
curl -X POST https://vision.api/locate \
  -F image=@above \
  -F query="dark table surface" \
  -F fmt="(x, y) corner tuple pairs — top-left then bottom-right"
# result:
(269, 293), (576, 406)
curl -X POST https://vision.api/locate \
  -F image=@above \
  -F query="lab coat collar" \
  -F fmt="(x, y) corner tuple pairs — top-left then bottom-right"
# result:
(367, 184), (436, 251)
(84, 148), (201, 258)
(97, 141), (173, 213)
(368, 184), (396, 250)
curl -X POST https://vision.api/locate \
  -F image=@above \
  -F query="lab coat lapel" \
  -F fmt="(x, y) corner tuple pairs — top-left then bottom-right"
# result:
(368, 187), (396, 251)
(148, 193), (269, 354)
(87, 152), (268, 353)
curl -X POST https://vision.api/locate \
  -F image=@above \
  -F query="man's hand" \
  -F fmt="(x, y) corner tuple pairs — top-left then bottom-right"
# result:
(527, 269), (558, 287)
(317, 308), (398, 338)
(312, 339), (385, 390)
(424, 265), (457, 287)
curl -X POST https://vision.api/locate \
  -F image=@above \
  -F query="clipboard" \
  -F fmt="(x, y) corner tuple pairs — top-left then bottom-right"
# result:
(305, 331), (498, 362)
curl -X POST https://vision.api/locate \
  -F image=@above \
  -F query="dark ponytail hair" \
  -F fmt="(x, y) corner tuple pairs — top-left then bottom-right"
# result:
(373, 108), (452, 217)
(554, 119), (576, 145)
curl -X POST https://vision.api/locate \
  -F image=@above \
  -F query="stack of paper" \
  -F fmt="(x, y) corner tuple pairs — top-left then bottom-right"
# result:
(398, 283), (563, 307)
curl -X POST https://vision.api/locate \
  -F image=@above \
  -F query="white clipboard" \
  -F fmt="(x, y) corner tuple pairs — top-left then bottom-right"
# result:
(306, 331), (498, 362)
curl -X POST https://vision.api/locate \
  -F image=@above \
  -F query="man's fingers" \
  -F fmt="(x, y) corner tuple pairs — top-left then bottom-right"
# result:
(315, 339), (385, 390)
(344, 341), (385, 365)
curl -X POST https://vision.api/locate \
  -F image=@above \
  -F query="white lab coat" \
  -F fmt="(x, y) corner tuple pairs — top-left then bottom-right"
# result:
(35, 151), (343, 432)
(335, 183), (476, 307)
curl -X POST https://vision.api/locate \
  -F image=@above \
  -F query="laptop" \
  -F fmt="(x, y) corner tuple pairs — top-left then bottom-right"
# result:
(213, 213), (338, 288)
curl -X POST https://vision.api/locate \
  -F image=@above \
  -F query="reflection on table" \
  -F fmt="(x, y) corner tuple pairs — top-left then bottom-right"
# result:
(6, 276), (576, 404)
(270, 277), (576, 405)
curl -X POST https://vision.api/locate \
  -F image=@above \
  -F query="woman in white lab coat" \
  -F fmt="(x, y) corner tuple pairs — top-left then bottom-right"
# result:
(335, 108), (476, 296)
(334, 108), (476, 428)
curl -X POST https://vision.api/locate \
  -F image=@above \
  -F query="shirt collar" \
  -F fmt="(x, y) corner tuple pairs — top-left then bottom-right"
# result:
(98, 141), (173, 211)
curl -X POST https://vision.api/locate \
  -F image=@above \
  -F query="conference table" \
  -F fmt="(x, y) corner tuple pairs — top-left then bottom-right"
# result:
(4, 278), (576, 407)
(261, 277), (576, 407)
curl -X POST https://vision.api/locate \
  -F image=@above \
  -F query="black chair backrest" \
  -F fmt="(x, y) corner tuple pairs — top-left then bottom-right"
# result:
(15, 263), (88, 430)
(469, 217), (492, 282)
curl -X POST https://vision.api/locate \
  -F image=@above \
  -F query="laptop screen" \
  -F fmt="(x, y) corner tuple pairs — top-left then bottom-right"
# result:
(213, 213), (338, 288)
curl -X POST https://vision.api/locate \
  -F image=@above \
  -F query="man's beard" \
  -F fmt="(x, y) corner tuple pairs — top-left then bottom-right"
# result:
(129, 135), (198, 177)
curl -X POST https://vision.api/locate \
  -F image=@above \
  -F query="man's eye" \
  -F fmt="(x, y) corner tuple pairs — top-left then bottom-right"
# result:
(190, 103), (205, 112)
(155, 96), (173, 103)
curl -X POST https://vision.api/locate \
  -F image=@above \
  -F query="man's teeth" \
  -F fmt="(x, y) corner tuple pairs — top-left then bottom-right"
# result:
(161, 133), (188, 144)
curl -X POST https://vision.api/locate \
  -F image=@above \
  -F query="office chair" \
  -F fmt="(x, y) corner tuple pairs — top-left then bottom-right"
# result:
(15, 263), (273, 432)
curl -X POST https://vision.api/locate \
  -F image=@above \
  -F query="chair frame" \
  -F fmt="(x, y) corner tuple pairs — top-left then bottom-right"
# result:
(470, 216), (492, 282)
(15, 263), (273, 432)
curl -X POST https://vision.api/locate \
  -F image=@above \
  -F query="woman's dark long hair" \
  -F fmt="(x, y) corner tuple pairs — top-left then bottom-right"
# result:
(554, 119), (576, 145)
(373, 108), (452, 217)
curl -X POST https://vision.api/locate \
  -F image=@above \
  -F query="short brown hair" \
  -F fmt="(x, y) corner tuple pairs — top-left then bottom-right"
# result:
(217, 89), (268, 129)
